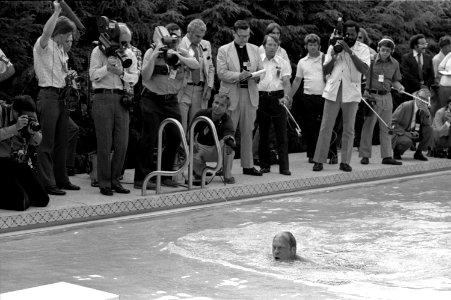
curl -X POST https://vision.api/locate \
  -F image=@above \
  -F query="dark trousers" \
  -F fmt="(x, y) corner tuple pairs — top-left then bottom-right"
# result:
(66, 117), (79, 169)
(134, 90), (181, 182)
(92, 94), (129, 189)
(36, 88), (69, 188)
(393, 125), (434, 154)
(302, 94), (338, 159)
(0, 157), (49, 211)
(257, 92), (289, 171)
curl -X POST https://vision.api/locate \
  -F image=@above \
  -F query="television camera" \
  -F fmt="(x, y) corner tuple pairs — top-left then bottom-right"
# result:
(153, 26), (180, 66)
(97, 16), (132, 68)
(330, 17), (345, 53)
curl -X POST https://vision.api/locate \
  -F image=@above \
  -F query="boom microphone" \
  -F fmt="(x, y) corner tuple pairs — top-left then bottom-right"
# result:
(58, 0), (85, 32)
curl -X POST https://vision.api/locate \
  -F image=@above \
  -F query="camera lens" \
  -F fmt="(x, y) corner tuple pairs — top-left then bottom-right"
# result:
(29, 121), (41, 132)
(333, 43), (343, 53)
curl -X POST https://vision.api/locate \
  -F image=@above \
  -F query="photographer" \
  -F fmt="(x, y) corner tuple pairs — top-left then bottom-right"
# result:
(134, 24), (199, 190)
(33, 1), (80, 195)
(89, 23), (139, 196)
(312, 20), (370, 172)
(392, 88), (433, 161)
(432, 98), (451, 158)
(0, 96), (49, 211)
(191, 94), (236, 185)
(359, 37), (404, 166)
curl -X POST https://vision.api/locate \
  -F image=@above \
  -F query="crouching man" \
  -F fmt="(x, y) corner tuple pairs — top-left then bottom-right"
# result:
(0, 96), (49, 211)
(191, 94), (236, 184)
(392, 88), (434, 160)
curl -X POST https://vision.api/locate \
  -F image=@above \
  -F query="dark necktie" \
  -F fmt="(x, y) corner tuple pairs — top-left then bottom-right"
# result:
(191, 44), (201, 84)
(417, 53), (423, 82)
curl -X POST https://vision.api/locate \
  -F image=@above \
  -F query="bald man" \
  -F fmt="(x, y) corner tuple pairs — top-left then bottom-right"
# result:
(272, 231), (300, 261)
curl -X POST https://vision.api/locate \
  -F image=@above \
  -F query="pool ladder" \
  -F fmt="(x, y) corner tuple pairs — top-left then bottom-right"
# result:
(141, 116), (222, 195)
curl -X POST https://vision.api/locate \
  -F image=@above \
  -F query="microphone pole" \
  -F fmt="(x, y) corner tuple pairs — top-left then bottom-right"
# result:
(57, 0), (86, 32)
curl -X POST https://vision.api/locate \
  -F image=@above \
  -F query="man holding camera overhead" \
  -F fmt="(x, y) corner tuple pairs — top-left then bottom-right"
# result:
(90, 22), (138, 196)
(134, 24), (199, 190)
(312, 20), (370, 172)
(33, 1), (80, 195)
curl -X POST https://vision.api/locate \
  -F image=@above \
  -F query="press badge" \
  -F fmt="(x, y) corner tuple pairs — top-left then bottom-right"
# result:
(378, 74), (384, 82)
(169, 69), (177, 79)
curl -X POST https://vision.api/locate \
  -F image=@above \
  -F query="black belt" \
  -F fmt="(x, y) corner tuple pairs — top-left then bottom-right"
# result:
(367, 89), (388, 95)
(143, 88), (177, 100)
(41, 86), (64, 93)
(259, 90), (284, 97)
(94, 89), (123, 95)
(187, 81), (205, 86)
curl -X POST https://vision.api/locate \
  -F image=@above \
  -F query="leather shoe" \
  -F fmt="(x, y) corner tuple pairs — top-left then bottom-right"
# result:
(57, 182), (80, 191)
(260, 167), (270, 173)
(382, 157), (402, 165)
(339, 162), (352, 172)
(360, 157), (369, 165)
(112, 183), (130, 194)
(243, 167), (262, 176)
(313, 163), (323, 171)
(279, 170), (291, 175)
(414, 151), (428, 161)
(224, 177), (236, 184)
(45, 186), (66, 196)
(329, 156), (338, 164)
(100, 187), (113, 196)
(134, 181), (156, 190)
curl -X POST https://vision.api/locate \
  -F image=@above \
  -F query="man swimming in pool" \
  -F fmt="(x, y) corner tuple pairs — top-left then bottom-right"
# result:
(272, 231), (300, 261)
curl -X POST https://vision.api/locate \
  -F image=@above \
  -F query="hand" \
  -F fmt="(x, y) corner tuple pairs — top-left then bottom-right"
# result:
(150, 44), (164, 61)
(396, 85), (405, 93)
(53, 1), (62, 13)
(338, 39), (352, 54)
(203, 87), (211, 102)
(15, 115), (28, 130)
(278, 95), (290, 107)
(239, 71), (252, 82)
(107, 57), (123, 76)
(167, 49), (180, 58)
(410, 131), (420, 139)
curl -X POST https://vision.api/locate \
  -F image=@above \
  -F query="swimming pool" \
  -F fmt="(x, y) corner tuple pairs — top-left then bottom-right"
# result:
(1, 173), (450, 299)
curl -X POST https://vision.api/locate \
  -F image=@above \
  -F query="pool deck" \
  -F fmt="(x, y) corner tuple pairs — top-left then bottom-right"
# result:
(1, 146), (451, 233)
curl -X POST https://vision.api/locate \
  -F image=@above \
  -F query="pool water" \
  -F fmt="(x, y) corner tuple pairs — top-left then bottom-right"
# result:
(1, 174), (450, 299)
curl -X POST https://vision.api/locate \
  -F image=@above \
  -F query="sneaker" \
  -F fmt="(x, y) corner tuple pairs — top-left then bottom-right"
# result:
(162, 178), (179, 187)
(382, 157), (402, 165)
(133, 181), (156, 190)
(360, 157), (369, 165)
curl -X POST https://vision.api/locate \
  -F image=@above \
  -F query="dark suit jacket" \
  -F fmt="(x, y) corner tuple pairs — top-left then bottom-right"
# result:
(400, 51), (434, 94)
(392, 100), (432, 138)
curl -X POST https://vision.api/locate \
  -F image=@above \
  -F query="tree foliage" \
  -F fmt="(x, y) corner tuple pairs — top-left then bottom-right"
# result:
(1, 0), (451, 99)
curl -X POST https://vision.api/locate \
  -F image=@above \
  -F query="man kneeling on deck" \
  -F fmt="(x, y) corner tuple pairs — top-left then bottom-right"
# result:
(191, 94), (237, 185)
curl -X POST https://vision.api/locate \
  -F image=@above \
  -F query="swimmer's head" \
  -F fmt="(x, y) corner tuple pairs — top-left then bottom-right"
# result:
(272, 231), (297, 261)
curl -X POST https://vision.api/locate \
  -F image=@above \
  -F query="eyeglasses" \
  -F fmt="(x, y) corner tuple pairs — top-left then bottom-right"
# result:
(120, 41), (130, 48)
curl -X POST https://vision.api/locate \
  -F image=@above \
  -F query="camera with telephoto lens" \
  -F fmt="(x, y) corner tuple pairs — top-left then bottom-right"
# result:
(153, 26), (180, 66)
(97, 16), (132, 68)
(330, 17), (345, 53)
(19, 115), (40, 139)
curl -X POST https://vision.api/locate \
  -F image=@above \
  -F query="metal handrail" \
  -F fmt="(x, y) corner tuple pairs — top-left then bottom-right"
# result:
(188, 116), (223, 189)
(142, 118), (189, 195)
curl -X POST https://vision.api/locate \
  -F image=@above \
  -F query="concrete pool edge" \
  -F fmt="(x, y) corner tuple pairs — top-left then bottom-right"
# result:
(1, 159), (451, 233)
